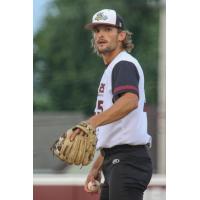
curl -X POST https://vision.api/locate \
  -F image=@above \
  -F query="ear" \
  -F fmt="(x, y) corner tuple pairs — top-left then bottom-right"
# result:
(118, 31), (126, 42)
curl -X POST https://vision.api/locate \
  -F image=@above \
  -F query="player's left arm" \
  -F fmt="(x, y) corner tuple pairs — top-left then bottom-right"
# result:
(69, 92), (138, 141)
(88, 61), (140, 129)
(69, 61), (139, 140)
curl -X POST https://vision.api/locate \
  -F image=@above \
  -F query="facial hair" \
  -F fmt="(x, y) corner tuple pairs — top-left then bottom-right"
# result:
(97, 45), (116, 54)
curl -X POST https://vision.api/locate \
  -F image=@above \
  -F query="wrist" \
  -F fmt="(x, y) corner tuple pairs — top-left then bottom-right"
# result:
(87, 117), (98, 129)
(91, 165), (102, 173)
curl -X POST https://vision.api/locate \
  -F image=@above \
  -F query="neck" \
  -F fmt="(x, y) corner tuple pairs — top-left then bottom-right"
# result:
(102, 48), (124, 65)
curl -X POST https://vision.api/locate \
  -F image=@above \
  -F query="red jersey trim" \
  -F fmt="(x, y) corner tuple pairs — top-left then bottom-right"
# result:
(114, 85), (138, 93)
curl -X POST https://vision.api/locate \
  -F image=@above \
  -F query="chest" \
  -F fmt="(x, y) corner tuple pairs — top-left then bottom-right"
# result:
(97, 69), (113, 98)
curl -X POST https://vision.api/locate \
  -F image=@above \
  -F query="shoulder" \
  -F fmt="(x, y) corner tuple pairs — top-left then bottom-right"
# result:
(112, 51), (141, 70)
(118, 51), (139, 63)
(114, 60), (137, 70)
(112, 60), (139, 80)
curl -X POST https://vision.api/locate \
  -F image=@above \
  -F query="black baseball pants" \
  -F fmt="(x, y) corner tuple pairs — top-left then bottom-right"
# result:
(100, 145), (152, 200)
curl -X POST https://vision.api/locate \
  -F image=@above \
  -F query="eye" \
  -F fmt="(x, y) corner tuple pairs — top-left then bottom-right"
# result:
(93, 28), (99, 33)
(105, 27), (112, 32)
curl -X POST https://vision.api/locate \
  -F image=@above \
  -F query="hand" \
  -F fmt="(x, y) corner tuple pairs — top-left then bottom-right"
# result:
(66, 128), (83, 141)
(66, 120), (96, 142)
(84, 168), (101, 193)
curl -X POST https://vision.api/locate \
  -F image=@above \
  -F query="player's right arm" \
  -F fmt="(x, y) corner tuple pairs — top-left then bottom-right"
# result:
(84, 153), (104, 192)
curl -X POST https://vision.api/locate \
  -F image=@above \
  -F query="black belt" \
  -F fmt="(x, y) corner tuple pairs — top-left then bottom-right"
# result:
(100, 144), (149, 157)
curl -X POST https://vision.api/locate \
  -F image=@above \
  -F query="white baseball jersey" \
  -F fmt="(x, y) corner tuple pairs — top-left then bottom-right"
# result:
(94, 51), (151, 149)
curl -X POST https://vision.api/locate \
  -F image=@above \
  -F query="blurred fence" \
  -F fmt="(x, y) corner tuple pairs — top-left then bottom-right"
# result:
(33, 174), (166, 200)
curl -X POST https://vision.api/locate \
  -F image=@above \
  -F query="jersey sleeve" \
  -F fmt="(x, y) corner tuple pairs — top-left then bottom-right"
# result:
(112, 61), (139, 102)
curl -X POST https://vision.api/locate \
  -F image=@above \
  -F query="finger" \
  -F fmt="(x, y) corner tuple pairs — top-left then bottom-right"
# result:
(66, 130), (73, 139)
(84, 184), (90, 192)
(84, 182), (91, 192)
(84, 176), (94, 192)
(70, 129), (82, 141)
(66, 130), (75, 141)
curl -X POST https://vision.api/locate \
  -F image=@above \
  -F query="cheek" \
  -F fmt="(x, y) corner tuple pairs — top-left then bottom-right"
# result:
(112, 35), (119, 44)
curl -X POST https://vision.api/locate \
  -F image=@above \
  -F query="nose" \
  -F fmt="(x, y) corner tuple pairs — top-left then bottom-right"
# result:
(96, 29), (105, 38)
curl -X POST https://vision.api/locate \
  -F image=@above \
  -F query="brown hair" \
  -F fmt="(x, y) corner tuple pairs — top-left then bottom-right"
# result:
(91, 30), (134, 56)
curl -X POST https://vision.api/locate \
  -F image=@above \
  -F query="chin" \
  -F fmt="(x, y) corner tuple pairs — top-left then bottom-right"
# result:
(98, 47), (112, 54)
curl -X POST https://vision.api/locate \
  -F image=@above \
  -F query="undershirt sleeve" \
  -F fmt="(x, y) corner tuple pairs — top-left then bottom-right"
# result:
(112, 61), (139, 102)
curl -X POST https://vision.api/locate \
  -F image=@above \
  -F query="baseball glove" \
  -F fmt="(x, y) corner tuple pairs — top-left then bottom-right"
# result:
(51, 121), (97, 166)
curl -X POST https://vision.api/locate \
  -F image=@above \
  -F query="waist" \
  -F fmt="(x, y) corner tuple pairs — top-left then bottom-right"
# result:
(100, 144), (149, 157)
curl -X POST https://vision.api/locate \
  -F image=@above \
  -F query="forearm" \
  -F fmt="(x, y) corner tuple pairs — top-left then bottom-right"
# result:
(91, 153), (104, 171)
(88, 93), (138, 128)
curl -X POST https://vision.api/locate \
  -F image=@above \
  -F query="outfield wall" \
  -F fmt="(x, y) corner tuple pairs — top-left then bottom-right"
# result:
(33, 174), (166, 200)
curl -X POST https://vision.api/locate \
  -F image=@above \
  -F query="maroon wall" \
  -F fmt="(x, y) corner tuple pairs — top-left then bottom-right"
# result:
(33, 185), (99, 200)
(33, 184), (166, 200)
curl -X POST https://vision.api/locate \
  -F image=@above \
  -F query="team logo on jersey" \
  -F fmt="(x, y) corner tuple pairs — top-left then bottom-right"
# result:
(112, 158), (120, 165)
(95, 12), (108, 21)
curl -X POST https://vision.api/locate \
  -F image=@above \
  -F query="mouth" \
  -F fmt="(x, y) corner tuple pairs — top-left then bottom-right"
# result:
(97, 40), (108, 45)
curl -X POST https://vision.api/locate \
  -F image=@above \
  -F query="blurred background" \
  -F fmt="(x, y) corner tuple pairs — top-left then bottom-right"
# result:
(33, 0), (166, 199)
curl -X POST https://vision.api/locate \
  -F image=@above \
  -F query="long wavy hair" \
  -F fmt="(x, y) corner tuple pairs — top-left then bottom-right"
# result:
(91, 29), (134, 56)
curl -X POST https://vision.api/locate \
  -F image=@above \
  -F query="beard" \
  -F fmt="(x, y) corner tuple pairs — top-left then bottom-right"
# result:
(98, 47), (114, 54)
(96, 44), (116, 54)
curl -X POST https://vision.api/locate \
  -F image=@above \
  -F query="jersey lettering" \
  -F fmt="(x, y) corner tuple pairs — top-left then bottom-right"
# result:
(97, 100), (104, 112)
(99, 83), (105, 93)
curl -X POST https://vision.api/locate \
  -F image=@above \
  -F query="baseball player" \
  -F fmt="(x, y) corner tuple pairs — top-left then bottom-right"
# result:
(70, 9), (152, 200)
